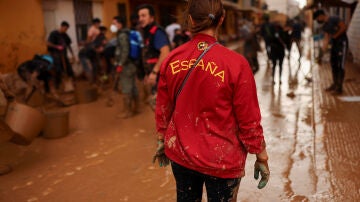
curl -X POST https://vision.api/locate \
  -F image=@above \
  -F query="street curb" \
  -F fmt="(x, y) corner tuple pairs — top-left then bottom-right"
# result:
(311, 40), (333, 200)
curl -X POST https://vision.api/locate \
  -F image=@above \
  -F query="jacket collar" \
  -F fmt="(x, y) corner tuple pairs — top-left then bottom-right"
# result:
(192, 33), (217, 43)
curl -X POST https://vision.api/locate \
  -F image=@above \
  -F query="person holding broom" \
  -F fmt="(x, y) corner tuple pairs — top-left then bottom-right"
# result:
(47, 21), (75, 91)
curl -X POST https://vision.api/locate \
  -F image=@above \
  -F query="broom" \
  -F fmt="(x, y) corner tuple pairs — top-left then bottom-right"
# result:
(60, 54), (75, 93)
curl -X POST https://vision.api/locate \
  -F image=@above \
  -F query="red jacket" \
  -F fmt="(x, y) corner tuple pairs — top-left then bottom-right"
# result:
(155, 34), (264, 178)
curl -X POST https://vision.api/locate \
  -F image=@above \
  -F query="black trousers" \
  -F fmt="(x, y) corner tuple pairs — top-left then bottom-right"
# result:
(270, 45), (285, 81)
(51, 52), (74, 89)
(171, 161), (241, 202)
(102, 46), (116, 74)
(330, 38), (347, 91)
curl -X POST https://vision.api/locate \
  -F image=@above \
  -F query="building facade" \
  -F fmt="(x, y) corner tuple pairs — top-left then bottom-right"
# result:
(347, 3), (360, 64)
(0, 0), (46, 73)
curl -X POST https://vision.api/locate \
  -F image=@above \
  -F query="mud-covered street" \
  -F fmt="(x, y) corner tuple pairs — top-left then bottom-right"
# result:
(1, 29), (360, 201)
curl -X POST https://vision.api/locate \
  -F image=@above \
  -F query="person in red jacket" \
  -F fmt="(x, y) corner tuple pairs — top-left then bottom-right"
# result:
(153, 0), (270, 201)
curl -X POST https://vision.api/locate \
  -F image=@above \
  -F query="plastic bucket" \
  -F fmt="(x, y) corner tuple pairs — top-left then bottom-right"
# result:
(75, 86), (98, 104)
(5, 102), (45, 145)
(43, 110), (69, 139)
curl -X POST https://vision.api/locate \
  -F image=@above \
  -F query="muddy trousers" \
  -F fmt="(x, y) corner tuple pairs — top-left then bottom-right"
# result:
(119, 94), (133, 118)
(118, 64), (139, 118)
(171, 161), (241, 202)
(330, 39), (347, 91)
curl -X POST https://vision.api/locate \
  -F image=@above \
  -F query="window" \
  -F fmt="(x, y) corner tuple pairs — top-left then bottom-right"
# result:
(117, 3), (128, 23)
(73, 0), (93, 44)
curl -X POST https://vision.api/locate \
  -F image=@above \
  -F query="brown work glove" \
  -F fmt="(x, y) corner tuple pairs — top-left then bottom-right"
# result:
(254, 158), (270, 189)
(152, 140), (169, 167)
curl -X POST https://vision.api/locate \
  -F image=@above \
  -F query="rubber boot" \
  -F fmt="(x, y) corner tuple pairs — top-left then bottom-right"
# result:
(118, 94), (134, 119)
(132, 94), (141, 114)
(106, 91), (116, 107)
(279, 59), (284, 84)
(271, 64), (276, 85)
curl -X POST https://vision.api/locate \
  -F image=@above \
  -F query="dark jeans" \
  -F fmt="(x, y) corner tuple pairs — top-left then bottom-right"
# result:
(144, 63), (158, 95)
(51, 52), (74, 89)
(79, 48), (102, 83)
(171, 161), (241, 202)
(103, 46), (116, 75)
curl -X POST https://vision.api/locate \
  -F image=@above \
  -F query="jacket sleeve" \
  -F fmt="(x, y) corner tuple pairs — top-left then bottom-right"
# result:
(233, 59), (265, 154)
(115, 32), (129, 66)
(155, 60), (174, 135)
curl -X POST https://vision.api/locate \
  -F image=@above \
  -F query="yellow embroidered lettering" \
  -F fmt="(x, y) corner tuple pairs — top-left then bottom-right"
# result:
(181, 60), (189, 71)
(215, 71), (225, 82)
(189, 59), (196, 68)
(196, 59), (205, 70)
(170, 59), (225, 82)
(205, 62), (218, 75)
(170, 60), (180, 75)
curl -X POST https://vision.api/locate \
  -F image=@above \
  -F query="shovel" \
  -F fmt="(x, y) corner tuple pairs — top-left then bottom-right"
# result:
(61, 54), (75, 93)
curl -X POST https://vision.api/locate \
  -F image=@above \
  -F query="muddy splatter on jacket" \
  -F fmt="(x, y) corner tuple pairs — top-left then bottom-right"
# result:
(155, 34), (265, 178)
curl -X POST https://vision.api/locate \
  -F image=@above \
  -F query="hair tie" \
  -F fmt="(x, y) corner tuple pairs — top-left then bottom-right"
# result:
(208, 14), (215, 20)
